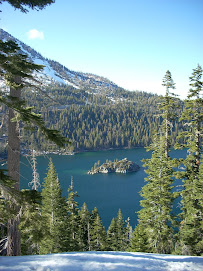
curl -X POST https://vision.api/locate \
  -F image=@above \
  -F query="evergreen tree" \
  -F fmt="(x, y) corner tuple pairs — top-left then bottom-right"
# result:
(131, 71), (177, 254)
(107, 209), (131, 251)
(0, 175), (18, 255)
(39, 159), (67, 254)
(124, 217), (133, 250)
(160, 70), (178, 158)
(65, 177), (81, 252)
(136, 134), (175, 254)
(78, 202), (91, 251)
(130, 223), (148, 252)
(107, 218), (118, 251)
(18, 190), (42, 255)
(175, 65), (203, 256)
(115, 209), (126, 251)
(89, 208), (106, 251)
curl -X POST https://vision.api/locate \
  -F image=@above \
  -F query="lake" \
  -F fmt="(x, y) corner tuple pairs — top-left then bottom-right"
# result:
(20, 148), (186, 229)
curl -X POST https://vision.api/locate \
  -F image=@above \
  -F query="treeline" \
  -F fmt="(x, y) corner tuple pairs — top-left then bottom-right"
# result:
(20, 85), (184, 152)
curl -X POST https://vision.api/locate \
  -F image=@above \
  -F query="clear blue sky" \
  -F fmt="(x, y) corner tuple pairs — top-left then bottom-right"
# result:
(1, 0), (203, 99)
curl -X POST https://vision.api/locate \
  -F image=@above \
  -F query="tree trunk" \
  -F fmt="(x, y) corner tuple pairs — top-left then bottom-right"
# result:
(7, 76), (21, 256)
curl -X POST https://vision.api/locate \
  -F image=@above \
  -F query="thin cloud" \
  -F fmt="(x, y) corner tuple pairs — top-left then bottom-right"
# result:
(27, 29), (44, 40)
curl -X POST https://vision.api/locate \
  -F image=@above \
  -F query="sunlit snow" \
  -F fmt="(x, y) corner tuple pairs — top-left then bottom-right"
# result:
(0, 251), (202, 271)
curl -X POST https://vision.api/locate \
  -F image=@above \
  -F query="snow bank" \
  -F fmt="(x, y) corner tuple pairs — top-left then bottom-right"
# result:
(0, 251), (203, 271)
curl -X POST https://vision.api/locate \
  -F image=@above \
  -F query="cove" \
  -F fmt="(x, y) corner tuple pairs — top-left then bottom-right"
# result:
(20, 148), (186, 229)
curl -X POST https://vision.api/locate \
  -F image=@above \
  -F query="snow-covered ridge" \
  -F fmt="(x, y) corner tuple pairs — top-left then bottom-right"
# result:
(0, 251), (202, 271)
(0, 29), (120, 92)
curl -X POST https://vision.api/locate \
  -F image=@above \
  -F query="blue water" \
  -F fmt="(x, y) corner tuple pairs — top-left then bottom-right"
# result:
(20, 148), (186, 229)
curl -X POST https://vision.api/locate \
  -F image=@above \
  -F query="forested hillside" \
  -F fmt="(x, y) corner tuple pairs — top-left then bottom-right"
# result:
(18, 83), (184, 153)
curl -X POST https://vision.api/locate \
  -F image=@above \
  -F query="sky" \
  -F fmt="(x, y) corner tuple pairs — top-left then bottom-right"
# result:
(0, 0), (203, 99)
(0, 251), (203, 271)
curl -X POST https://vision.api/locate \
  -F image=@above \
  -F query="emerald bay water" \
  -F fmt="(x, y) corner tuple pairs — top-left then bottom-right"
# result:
(20, 148), (186, 229)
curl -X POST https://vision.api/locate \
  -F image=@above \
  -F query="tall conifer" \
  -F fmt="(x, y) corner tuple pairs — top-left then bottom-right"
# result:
(131, 71), (178, 254)
(89, 208), (106, 251)
(18, 190), (42, 255)
(107, 217), (117, 251)
(39, 159), (67, 254)
(78, 202), (91, 251)
(175, 65), (203, 255)
(66, 177), (81, 251)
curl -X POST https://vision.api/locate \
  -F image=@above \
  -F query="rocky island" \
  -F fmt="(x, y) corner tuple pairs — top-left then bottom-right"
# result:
(88, 158), (140, 175)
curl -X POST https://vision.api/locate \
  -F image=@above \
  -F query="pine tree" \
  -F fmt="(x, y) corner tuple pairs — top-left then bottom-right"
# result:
(0, 177), (15, 255)
(130, 223), (148, 252)
(65, 177), (81, 252)
(107, 209), (130, 251)
(160, 70), (178, 159)
(19, 153), (42, 255)
(124, 217), (133, 250)
(18, 190), (43, 255)
(139, 134), (175, 253)
(131, 71), (177, 254)
(89, 207), (106, 251)
(78, 202), (91, 251)
(39, 159), (67, 254)
(115, 209), (126, 251)
(107, 218), (118, 251)
(175, 65), (203, 256)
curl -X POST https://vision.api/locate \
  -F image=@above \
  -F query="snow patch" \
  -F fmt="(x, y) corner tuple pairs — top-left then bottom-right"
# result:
(0, 251), (202, 271)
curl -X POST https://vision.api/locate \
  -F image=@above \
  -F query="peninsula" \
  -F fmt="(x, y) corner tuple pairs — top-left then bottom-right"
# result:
(88, 158), (140, 175)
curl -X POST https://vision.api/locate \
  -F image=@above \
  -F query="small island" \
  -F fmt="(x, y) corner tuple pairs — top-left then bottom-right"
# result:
(88, 158), (140, 175)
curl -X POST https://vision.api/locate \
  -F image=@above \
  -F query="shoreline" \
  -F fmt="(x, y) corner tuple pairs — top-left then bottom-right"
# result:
(20, 146), (145, 157)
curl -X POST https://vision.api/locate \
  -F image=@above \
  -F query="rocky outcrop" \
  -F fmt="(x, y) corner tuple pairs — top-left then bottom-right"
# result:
(88, 158), (139, 175)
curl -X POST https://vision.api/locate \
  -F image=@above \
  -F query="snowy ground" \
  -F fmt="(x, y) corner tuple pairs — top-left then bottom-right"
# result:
(0, 251), (203, 271)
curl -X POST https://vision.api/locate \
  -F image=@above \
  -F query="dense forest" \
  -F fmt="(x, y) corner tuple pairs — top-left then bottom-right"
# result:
(13, 84), (184, 153)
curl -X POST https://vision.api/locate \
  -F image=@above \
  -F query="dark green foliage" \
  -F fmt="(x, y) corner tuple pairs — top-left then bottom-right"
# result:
(0, 173), (21, 240)
(115, 209), (127, 251)
(19, 190), (43, 255)
(39, 160), (67, 254)
(175, 65), (203, 256)
(107, 218), (118, 251)
(130, 223), (148, 252)
(0, 40), (43, 85)
(17, 82), (185, 153)
(89, 207), (107, 251)
(137, 134), (175, 254)
(0, 40), (68, 148)
(65, 178), (82, 252)
(78, 202), (91, 251)
(0, 0), (55, 13)
(130, 71), (177, 254)
(107, 209), (131, 251)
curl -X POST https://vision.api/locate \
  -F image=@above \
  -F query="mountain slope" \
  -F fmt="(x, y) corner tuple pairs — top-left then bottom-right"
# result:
(0, 28), (120, 92)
